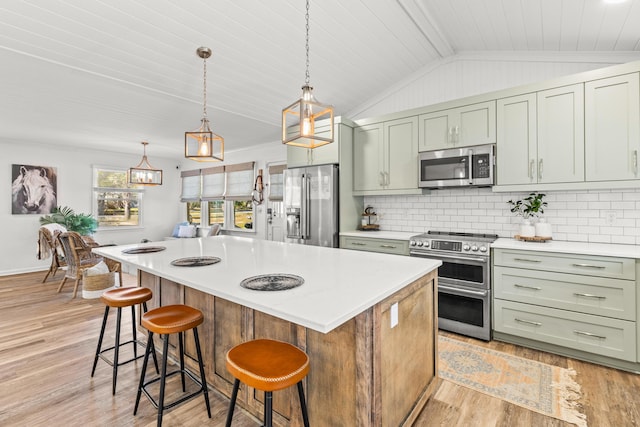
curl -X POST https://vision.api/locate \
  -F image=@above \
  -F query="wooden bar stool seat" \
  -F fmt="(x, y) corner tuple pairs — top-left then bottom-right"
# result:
(225, 339), (310, 427)
(91, 286), (158, 395)
(134, 304), (211, 427)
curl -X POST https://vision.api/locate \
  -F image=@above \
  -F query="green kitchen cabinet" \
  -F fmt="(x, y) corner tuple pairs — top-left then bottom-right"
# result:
(286, 123), (339, 167)
(340, 236), (409, 256)
(585, 72), (640, 182)
(418, 100), (495, 151)
(353, 116), (420, 195)
(493, 248), (640, 370)
(496, 84), (584, 186)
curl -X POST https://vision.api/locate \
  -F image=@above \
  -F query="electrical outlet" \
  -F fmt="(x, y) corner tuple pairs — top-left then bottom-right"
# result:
(390, 302), (398, 328)
(605, 211), (617, 225)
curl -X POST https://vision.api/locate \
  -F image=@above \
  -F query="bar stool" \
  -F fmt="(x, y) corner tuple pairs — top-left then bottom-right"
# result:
(91, 286), (159, 395)
(225, 339), (310, 427)
(134, 304), (211, 427)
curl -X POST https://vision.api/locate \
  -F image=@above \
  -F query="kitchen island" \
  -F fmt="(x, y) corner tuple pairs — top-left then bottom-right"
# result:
(93, 236), (441, 426)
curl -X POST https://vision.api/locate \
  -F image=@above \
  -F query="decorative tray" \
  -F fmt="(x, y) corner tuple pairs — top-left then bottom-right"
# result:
(122, 246), (166, 254)
(170, 256), (221, 267)
(359, 224), (380, 231)
(240, 274), (304, 291)
(514, 235), (552, 242)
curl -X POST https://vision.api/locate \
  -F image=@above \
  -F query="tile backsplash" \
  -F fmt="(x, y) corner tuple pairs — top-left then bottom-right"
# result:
(364, 187), (640, 245)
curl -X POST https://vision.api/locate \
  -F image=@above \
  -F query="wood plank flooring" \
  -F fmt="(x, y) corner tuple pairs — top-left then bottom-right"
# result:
(1, 271), (639, 426)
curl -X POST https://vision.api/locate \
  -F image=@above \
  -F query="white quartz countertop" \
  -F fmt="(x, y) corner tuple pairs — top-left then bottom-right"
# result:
(93, 236), (440, 334)
(492, 238), (640, 258)
(340, 230), (417, 241)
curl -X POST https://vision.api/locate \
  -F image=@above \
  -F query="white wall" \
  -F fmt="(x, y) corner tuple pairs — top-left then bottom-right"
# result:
(1, 140), (182, 275)
(179, 141), (286, 241)
(348, 53), (639, 120)
(365, 188), (640, 245)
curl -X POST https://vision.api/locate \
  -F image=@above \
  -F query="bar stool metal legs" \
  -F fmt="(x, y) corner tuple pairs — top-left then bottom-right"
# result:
(91, 288), (158, 395)
(133, 304), (211, 427)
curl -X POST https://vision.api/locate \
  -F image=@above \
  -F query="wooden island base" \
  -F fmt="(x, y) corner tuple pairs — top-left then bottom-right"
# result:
(139, 269), (438, 427)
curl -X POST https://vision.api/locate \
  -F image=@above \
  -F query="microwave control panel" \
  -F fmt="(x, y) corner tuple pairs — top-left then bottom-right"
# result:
(472, 153), (491, 178)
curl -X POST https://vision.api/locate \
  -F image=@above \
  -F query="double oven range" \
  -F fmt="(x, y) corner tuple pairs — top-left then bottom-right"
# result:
(409, 231), (498, 341)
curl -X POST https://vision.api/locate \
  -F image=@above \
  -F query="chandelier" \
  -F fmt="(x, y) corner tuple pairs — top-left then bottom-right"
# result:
(129, 141), (163, 185)
(282, 0), (334, 148)
(185, 46), (224, 161)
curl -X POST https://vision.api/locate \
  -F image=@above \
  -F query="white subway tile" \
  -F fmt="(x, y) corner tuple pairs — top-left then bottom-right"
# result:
(598, 193), (623, 201)
(611, 235), (636, 245)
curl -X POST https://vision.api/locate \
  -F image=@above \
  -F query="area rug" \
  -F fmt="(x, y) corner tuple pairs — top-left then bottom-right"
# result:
(438, 336), (587, 427)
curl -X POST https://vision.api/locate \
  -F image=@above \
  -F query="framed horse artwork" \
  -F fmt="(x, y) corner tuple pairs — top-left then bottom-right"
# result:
(11, 164), (58, 215)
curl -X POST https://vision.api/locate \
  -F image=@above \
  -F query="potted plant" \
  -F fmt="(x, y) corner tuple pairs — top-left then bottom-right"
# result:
(40, 205), (98, 236)
(507, 193), (549, 238)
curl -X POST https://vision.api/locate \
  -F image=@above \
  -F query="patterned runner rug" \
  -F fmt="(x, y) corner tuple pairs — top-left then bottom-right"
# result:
(438, 336), (587, 427)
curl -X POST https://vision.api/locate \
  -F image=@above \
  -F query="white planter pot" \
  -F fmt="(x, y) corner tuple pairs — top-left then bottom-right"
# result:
(519, 220), (535, 237)
(535, 218), (552, 238)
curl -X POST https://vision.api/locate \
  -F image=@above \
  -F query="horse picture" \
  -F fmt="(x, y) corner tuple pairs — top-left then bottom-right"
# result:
(11, 164), (57, 215)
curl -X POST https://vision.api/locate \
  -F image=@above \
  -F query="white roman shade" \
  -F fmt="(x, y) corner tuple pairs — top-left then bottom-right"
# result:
(268, 164), (286, 201)
(201, 166), (225, 201)
(225, 162), (255, 200)
(180, 169), (201, 202)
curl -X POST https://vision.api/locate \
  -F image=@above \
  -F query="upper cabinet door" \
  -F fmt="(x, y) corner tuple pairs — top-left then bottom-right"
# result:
(496, 93), (537, 185)
(419, 101), (495, 151)
(385, 116), (418, 190)
(353, 123), (384, 191)
(457, 101), (496, 147)
(536, 84), (584, 184)
(585, 73), (640, 182)
(418, 111), (451, 151)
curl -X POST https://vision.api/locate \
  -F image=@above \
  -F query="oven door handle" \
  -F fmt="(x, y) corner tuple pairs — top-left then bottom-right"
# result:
(439, 284), (488, 297)
(411, 251), (487, 263)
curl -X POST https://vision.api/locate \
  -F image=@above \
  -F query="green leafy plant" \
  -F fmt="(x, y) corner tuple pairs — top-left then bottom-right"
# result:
(39, 206), (98, 235)
(507, 192), (547, 219)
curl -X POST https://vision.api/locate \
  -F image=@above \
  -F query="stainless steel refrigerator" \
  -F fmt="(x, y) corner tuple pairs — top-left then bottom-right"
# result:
(284, 164), (339, 248)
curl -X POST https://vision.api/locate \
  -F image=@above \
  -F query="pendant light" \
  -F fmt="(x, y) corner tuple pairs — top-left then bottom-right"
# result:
(185, 47), (224, 161)
(129, 141), (163, 185)
(282, 0), (334, 148)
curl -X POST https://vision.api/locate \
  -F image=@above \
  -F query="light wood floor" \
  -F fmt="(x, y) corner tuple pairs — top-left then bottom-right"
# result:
(1, 271), (639, 426)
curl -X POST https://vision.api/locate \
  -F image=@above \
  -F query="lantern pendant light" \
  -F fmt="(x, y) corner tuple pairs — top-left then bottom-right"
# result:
(129, 141), (163, 185)
(282, 0), (334, 148)
(185, 46), (224, 161)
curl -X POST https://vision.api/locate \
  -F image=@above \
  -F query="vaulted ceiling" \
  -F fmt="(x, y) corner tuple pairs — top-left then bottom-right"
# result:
(1, 0), (639, 158)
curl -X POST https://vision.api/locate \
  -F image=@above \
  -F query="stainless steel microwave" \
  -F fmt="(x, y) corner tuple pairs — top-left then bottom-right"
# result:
(419, 144), (495, 188)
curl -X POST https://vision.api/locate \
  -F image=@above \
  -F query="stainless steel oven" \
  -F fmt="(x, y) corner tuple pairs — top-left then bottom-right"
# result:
(409, 231), (497, 341)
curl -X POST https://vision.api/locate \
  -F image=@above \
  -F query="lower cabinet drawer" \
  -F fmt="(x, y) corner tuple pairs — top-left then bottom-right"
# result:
(493, 249), (635, 280)
(494, 299), (637, 362)
(493, 266), (636, 321)
(340, 236), (409, 256)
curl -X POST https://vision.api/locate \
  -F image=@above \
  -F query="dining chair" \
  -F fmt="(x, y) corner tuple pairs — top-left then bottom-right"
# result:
(57, 231), (121, 298)
(38, 225), (67, 283)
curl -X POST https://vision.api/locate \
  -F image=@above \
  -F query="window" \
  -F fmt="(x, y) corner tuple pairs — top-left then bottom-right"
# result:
(187, 202), (201, 225)
(180, 162), (256, 232)
(232, 200), (253, 229)
(208, 200), (224, 227)
(93, 167), (143, 228)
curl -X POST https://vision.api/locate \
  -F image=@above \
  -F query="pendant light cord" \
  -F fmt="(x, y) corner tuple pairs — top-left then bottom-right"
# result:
(202, 55), (208, 119)
(304, 0), (310, 86)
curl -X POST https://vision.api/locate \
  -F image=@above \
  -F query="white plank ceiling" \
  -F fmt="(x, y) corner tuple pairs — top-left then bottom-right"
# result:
(1, 0), (639, 158)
